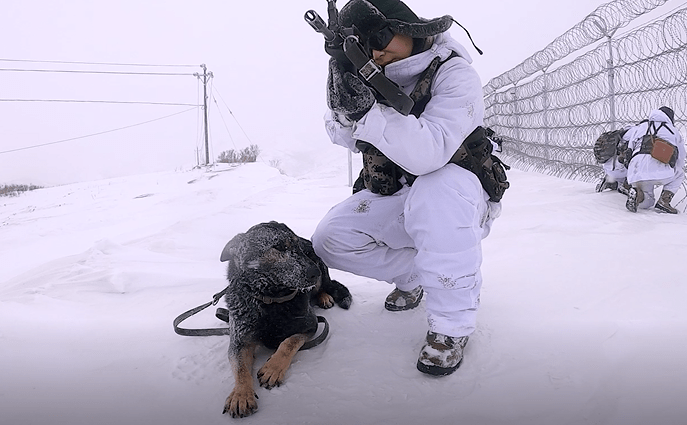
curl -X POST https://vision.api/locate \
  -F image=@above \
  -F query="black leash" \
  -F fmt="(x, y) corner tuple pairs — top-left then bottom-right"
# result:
(172, 286), (329, 350)
(172, 287), (231, 337)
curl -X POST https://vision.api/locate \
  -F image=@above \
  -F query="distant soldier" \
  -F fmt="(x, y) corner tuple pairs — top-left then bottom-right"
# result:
(624, 106), (685, 213)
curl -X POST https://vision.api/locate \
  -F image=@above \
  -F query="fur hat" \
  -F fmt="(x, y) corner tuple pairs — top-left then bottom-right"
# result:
(339, 0), (453, 42)
(659, 106), (675, 124)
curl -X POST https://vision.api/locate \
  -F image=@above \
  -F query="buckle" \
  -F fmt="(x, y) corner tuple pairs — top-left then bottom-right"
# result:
(358, 59), (381, 81)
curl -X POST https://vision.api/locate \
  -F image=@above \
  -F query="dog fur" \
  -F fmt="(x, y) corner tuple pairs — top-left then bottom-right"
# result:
(219, 221), (351, 418)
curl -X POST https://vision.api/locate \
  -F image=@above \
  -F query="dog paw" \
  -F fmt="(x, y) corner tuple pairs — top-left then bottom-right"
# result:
(257, 359), (288, 389)
(337, 294), (353, 310)
(316, 292), (335, 309)
(223, 388), (259, 418)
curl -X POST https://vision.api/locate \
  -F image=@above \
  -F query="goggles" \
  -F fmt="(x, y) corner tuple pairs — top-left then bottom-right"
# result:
(365, 26), (395, 51)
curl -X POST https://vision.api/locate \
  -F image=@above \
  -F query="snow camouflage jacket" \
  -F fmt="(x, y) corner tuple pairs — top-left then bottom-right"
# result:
(624, 108), (686, 185)
(324, 32), (484, 186)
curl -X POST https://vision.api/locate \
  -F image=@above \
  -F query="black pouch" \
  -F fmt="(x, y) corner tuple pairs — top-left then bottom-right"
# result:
(449, 127), (510, 203)
(353, 142), (406, 195)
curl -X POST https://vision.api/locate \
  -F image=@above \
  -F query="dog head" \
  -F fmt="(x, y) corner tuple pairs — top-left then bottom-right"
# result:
(220, 221), (321, 293)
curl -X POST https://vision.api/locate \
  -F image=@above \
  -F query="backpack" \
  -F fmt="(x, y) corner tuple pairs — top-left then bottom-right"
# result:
(353, 53), (510, 202)
(593, 129), (627, 164)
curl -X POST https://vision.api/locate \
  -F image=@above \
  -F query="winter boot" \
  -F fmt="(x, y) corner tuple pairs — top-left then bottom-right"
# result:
(618, 180), (631, 196)
(655, 190), (678, 214)
(595, 177), (618, 192)
(384, 286), (423, 311)
(417, 332), (469, 376)
(626, 187), (644, 212)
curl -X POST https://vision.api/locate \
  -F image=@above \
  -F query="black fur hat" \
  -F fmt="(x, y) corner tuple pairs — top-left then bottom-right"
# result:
(339, 0), (453, 42)
(659, 106), (675, 124)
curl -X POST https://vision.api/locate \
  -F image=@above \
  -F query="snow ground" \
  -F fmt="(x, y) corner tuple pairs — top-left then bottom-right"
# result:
(1, 150), (686, 425)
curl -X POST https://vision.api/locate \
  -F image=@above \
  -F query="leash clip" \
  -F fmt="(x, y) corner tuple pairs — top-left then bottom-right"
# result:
(212, 286), (229, 306)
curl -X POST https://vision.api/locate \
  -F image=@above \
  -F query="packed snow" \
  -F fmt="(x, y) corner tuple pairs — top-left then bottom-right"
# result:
(1, 147), (686, 425)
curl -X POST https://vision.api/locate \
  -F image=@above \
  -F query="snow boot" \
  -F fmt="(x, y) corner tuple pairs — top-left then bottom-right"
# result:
(655, 190), (678, 214)
(385, 286), (423, 311)
(618, 180), (631, 196)
(417, 332), (469, 376)
(596, 177), (618, 192)
(626, 187), (644, 212)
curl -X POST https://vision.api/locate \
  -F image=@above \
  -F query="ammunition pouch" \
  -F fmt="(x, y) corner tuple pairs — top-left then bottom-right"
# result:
(449, 127), (510, 203)
(353, 141), (411, 195)
(638, 135), (678, 167)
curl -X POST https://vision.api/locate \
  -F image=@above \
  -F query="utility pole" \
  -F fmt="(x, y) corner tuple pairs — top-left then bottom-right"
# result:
(194, 64), (214, 165)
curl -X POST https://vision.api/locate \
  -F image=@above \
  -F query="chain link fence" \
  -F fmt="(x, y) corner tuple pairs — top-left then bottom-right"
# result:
(483, 0), (687, 204)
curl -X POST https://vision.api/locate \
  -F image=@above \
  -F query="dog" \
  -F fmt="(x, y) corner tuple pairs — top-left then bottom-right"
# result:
(219, 221), (351, 418)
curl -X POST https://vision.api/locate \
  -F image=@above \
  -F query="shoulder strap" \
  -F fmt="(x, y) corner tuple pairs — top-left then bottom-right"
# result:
(646, 121), (674, 136)
(408, 51), (460, 118)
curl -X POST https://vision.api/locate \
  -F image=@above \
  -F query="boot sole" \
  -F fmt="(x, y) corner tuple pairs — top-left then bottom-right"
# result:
(655, 205), (678, 214)
(384, 289), (423, 311)
(417, 358), (463, 376)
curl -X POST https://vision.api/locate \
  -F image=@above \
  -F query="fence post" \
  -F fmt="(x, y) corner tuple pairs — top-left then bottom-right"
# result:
(508, 86), (520, 143)
(542, 69), (549, 146)
(605, 35), (616, 129)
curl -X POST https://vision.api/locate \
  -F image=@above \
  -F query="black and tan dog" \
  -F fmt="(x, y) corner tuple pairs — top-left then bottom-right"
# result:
(219, 221), (351, 418)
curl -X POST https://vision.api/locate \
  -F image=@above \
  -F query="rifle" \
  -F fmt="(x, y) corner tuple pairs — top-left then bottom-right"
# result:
(304, 0), (414, 116)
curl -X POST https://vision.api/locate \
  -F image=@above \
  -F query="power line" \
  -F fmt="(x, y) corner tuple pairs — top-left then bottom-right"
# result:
(0, 99), (200, 106)
(0, 107), (198, 155)
(211, 85), (255, 145)
(0, 58), (200, 68)
(0, 68), (195, 76)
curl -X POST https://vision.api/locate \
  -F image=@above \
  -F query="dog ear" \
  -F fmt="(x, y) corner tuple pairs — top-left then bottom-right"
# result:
(220, 233), (246, 266)
(296, 236), (317, 260)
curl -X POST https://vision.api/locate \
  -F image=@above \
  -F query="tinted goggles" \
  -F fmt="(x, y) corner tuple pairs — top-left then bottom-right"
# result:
(365, 26), (395, 51)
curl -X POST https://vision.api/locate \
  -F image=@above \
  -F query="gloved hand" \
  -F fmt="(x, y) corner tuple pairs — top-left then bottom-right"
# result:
(326, 58), (375, 122)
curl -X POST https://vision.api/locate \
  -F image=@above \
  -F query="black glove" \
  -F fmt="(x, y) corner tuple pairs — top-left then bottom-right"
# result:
(326, 58), (375, 121)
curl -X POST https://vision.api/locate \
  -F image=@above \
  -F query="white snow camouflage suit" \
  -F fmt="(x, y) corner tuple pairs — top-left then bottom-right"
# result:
(312, 32), (500, 338)
(624, 108), (685, 209)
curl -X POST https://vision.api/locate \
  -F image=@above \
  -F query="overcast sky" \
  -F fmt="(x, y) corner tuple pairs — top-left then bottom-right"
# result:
(0, 0), (676, 186)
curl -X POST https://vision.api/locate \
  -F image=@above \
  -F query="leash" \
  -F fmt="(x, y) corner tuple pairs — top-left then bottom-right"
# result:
(172, 286), (329, 350)
(172, 287), (231, 337)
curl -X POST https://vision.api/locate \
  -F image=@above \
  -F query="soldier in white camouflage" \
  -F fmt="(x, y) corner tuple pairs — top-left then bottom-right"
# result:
(312, 0), (502, 376)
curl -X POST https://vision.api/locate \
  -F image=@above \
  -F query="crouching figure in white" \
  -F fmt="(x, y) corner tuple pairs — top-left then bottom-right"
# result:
(624, 106), (685, 214)
(311, 0), (501, 376)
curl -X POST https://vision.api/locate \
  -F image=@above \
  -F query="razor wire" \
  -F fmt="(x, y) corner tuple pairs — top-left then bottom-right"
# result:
(483, 2), (687, 205)
(483, 0), (670, 95)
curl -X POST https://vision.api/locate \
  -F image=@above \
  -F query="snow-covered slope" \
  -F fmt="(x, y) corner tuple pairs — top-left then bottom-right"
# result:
(1, 158), (686, 425)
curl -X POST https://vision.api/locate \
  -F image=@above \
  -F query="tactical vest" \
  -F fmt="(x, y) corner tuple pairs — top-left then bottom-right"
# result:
(628, 121), (678, 168)
(353, 53), (510, 202)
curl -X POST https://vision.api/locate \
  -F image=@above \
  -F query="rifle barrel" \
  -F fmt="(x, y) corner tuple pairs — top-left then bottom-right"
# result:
(304, 10), (336, 41)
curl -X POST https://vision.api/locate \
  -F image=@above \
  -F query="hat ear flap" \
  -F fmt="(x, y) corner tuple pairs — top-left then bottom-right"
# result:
(387, 15), (454, 38)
